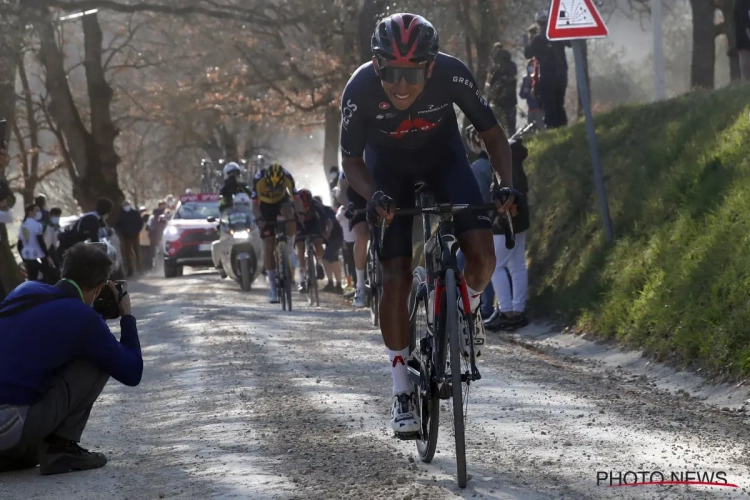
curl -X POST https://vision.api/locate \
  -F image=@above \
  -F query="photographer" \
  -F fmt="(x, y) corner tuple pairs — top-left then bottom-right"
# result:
(0, 242), (143, 476)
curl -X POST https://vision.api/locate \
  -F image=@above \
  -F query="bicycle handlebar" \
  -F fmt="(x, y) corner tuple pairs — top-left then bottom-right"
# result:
(347, 202), (516, 250)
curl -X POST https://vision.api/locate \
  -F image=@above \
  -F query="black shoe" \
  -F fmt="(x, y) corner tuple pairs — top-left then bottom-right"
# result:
(323, 282), (335, 292)
(334, 284), (344, 295)
(483, 310), (500, 326)
(39, 441), (107, 476)
(488, 313), (528, 332)
(316, 264), (325, 280)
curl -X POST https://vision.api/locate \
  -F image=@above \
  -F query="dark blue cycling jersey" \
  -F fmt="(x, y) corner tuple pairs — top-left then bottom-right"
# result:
(340, 52), (498, 157)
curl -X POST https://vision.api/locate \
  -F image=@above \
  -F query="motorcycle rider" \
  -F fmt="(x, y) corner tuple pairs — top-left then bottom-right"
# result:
(219, 162), (252, 212)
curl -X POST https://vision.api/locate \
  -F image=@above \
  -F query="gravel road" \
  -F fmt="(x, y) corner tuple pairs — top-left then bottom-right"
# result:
(1, 270), (749, 499)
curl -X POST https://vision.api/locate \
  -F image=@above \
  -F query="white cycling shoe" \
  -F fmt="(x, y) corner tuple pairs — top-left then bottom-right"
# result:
(391, 392), (420, 435)
(352, 289), (367, 308)
(458, 301), (485, 358)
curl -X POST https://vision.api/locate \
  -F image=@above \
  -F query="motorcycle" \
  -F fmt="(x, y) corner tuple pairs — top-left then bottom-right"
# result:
(210, 206), (264, 291)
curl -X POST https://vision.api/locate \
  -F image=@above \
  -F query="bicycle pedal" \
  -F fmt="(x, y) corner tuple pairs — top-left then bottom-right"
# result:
(394, 431), (420, 441)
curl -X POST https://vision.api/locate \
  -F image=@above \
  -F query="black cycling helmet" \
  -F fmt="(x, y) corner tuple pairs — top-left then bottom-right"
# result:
(371, 13), (439, 65)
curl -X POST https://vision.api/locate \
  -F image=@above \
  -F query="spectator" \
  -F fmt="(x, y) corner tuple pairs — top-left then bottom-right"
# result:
(336, 199), (356, 290)
(457, 126), (497, 323)
(57, 198), (114, 257)
(0, 243), (142, 475)
(138, 207), (151, 272)
(147, 201), (168, 267)
(45, 208), (62, 266)
(115, 200), (144, 278)
(737, 0), (750, 82)
(35, 194), (51, 226)
(321, 200), (344, 294)
(17, 203), (55, 283)
(524, 9), (571, 129)
(488, 42), (518, 134)
(519, 59), (544, 129)
(485, 127), (531, 331)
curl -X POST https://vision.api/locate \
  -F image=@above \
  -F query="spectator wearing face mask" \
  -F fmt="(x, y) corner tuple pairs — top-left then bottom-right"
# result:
(115, 200), (144, 278)
(17, 204), (55, 283)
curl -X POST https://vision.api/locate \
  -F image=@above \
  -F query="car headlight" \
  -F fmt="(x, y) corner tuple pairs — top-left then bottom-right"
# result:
(233, 230), (250, 240)
(164, 225), (179, 239)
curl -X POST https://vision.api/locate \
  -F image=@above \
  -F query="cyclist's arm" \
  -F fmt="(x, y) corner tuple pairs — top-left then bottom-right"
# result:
(449, 56), (513, 189)
(481, 126), (513, 189)
(340, 78), (374, 201)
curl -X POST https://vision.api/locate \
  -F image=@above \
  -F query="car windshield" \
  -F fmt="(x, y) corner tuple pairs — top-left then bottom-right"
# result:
(174, 201), (221, 220)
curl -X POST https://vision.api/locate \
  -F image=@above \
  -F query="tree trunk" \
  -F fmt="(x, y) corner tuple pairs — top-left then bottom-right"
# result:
(0, 13), (24, 295)
(36, 12), (124, 216)
(358, 0), (386, 65)
(719, 3), (741, 83)
(690, 0), (717, 89)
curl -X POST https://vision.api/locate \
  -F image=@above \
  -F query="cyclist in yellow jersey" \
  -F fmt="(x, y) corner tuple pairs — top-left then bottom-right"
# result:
(251, 163), (304, 303)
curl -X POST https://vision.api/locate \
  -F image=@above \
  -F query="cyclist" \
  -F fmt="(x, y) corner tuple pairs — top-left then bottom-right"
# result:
(295, 189), (328, 292)
(219, 162), (252, 211)
(336, 171), (369, 307)
(251, 163), (303, 303)
(340, 13), (516, 436)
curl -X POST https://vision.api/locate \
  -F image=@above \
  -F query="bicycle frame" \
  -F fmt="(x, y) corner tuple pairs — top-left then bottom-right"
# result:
(410, 191), (483, 385)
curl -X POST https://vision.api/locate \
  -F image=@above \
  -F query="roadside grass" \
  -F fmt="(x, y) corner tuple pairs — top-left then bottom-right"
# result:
(525, 84), (750, 379)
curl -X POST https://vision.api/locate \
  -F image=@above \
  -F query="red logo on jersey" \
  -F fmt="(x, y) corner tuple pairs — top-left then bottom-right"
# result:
(379, 102), (390, 110)
(387, 118), (439, 138)
(392, 356), (405, 367)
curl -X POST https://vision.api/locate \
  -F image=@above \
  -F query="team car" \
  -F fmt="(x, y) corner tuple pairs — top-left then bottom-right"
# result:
(162, 193), (222, 278)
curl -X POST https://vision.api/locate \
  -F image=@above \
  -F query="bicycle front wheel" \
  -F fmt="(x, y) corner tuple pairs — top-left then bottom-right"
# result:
(445, 271), (467, 488)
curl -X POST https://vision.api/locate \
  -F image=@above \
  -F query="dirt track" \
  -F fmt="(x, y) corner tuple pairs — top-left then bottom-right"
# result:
(1, 270), (749, 499)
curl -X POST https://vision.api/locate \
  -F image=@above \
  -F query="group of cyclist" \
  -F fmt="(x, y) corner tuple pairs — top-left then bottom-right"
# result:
(224, 12), (525, 436)
(219, 161), (345, 303)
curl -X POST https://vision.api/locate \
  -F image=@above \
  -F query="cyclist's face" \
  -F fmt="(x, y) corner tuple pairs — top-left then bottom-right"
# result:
(374, 58), (434, 110)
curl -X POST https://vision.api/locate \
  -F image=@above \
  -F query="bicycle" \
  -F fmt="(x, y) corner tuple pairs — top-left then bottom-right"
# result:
(382, 184), (515, 488)
(303, 232), (321, 307)
(259, 217), (296, 311)
(346, 203), (384, 326)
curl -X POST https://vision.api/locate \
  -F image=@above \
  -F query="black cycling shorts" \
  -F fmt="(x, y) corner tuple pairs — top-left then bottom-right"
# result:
(259, 197), (291, 239)
(347, 186), (368, 228)
(365, 128), (491, 261)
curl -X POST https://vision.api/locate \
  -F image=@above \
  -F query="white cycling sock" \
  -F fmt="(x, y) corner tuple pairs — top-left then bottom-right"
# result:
(463, 285), (482, 313)
(267, 270), (276, 292)
(356, 268), (366, 291)
(387, 347), (412, 395)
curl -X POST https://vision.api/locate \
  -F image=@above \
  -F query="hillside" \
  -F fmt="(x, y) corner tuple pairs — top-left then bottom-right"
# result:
(525, 84), (750, 379)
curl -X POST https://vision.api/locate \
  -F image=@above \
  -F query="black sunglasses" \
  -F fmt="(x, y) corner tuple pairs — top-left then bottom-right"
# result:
(378, 62), (429, 85)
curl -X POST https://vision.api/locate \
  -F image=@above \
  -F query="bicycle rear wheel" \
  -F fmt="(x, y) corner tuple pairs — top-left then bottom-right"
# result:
(307, 251), (319, 306)
(445, 271), (467, 487)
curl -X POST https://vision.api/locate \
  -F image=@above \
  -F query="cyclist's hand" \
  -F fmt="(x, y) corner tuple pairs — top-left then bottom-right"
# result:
(366, 191), (394, 226)
(492, 187), (519, 217)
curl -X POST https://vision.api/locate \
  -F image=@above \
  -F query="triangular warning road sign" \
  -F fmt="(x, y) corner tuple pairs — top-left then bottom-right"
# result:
(546, 0), (609, 41)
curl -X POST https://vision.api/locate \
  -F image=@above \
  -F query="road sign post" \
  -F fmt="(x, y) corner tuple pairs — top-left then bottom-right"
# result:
(546, 0), (613, 243)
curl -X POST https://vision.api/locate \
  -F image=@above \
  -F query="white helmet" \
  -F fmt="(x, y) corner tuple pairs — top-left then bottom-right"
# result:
(185, 188), (193, 194)
(223, 162), (241, 179)
(233, 192), (251, 206)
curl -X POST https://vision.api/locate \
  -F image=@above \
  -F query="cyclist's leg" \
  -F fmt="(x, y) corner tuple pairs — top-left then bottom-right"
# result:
(348, 185), (369, 307)
(260, 203), (280, 301)
(425, 131), (495, 311)
(295, 225), (307, 287)
(322, 235), (342, 289)
(370, 148), (421, 434)
(281, 200), (299, 270)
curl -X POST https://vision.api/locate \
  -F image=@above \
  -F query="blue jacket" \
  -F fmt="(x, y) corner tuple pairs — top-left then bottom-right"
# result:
(0, 281), (143, 406)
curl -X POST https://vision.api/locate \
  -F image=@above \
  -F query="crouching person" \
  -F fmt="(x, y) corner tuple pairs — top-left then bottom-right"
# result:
(0, 242), (143, 475)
